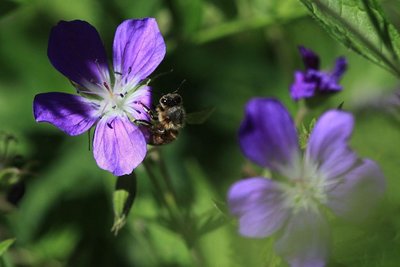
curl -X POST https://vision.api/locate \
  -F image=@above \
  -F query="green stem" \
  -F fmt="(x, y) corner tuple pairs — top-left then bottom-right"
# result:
(143, 160), (176, 219)
(157, 150), (178, 202)
(143, 152), (207, 266)
(294, 100), (308, 128)
(190, 242), (207, 267)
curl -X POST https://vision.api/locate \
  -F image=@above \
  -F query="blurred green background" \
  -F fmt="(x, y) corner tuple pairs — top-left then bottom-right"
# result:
(0, 0), (400, 266)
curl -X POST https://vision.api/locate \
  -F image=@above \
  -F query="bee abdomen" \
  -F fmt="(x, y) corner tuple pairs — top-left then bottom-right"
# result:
(149, 129), (179, 145)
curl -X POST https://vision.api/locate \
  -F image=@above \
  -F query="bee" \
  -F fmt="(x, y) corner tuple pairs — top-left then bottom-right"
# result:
(135, 92), (186, 145)
(135, 91), (214, 146)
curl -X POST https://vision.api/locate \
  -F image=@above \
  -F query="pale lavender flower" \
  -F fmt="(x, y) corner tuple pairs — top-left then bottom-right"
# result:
(290, 46), (347, 101)
(227, 98), (385, 267)
(33, 18), (166, 176)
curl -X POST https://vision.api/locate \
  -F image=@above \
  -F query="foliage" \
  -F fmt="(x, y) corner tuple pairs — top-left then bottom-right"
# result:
(0, 0), (400, 266)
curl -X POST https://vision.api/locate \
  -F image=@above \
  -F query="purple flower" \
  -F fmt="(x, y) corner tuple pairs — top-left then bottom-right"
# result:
(33, 18), (166, 176)
(290, 46), (347, 101)
(227, 98), (385, 266)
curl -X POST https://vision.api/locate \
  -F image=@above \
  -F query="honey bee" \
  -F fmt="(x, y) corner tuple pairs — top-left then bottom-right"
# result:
(135, 91), (214, 146)
(135, 93), (186, 145)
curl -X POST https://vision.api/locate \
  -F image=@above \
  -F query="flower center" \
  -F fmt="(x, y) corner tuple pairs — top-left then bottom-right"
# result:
(101, 89), (128, 116)
(280, 165), (328, 214)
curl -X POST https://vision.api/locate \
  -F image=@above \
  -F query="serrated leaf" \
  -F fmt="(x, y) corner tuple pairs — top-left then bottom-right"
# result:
(111, 173), (137, 235)
(299, 0), (400, 77)
(0, 238), (15, 257)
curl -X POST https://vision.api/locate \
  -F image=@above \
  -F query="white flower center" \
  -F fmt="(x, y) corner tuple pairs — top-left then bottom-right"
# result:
(101, 90), (129, 115)
(78, 64), (149, 122)
(87, 78), (144, 121)
(279, 161), (328, 214)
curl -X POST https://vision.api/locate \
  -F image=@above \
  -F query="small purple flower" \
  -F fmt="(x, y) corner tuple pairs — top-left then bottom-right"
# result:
(227, 98), (385, 266)
(33, 18), (166, 176)
(290, 46), (347, 101)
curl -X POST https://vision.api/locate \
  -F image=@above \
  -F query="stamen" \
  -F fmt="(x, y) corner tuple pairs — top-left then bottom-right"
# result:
(76, 89), (103, 96)
(138, 102), (151, 113)
(93, 58), (111, 91)
(103, 82), (112, 93)
(324, 177), (345, 193)
(88, 79), (104, 89)
(107, 122), (113, 129)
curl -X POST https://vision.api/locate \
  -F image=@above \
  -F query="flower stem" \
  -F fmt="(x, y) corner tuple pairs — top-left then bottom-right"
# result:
(143, 151), (207, 266)
(143, 160), (176, 218)
(190, 242), (207, 267)
(157, 150), (178, 202)
(294, 100), (308, 127)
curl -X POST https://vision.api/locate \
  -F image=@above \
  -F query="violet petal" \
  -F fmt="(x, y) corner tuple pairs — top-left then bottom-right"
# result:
(93, 115), (146, 176)
(327, 159), (385, 222)
(331, 57), (347, 80)
(47, 20), (110, 92)
(290, 71), (317, 101)
(227, 177), (289, 238)
(33, 92), (98, 136)
(113, 18), (166, 89)
(275, 210), (330, 267)
(306, 110), (357, 179)
(299, 46), (320, 70)
(239, 98), (300, 176)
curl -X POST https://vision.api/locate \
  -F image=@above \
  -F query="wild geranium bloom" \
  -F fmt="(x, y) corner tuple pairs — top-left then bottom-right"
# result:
(290, 46), (347, 101)
(33, 18), (166, 176)
(228, 98), (385, 266)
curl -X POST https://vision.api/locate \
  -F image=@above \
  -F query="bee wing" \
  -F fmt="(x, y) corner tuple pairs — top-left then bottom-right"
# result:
(186, 107), (215, 125)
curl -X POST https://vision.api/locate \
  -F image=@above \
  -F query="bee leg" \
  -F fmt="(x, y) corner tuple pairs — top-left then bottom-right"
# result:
(133, 119), (152, 128)
(137, 102), (157, 120)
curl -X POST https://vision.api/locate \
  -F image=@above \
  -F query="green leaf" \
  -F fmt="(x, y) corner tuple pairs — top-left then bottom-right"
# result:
(299, 118), (316, 149)
(111, 173), (137, 235)
(0, 239), (15, 257)
(299, 0), (400, 77)
(197, 210), (228, 236)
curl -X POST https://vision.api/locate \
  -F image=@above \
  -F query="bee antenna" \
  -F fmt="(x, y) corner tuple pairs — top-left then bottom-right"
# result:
(173, 79), (186, 93)
(151, 69), (174, 81)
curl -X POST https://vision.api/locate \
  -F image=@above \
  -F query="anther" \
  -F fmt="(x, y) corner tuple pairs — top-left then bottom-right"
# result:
(107, 122), (113, 129)
(103, 82), (111, 91)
